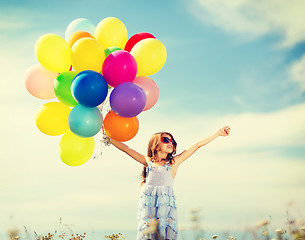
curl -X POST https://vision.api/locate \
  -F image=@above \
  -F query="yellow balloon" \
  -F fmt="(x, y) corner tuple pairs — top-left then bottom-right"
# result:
(130, 38), (167, 76)
(35, 34), (72, 73)
(72, 37), (105, 72)
(35, 102), (71, 136)
(59, 130), (95, 166)
(94, 17), (128, 49)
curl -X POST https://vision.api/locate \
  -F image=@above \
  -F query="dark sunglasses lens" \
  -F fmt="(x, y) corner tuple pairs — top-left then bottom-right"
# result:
(162, 137), (170, 143)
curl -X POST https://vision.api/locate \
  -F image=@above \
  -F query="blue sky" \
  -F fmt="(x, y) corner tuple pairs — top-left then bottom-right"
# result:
(1, 0), (305, 239)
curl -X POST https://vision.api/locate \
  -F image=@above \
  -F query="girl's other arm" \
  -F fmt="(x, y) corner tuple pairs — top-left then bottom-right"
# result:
(174, 126), (230, 166)
(110, 138), (148, 166)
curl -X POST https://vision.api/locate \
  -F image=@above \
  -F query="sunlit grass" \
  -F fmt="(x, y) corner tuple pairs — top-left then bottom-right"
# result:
(7, 220), (305, 240)
(6, 203), (305, 240)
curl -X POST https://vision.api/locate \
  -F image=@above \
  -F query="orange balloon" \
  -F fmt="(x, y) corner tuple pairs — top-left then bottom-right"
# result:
(67, 31), (94, 47)
(103, 111), (139, 142)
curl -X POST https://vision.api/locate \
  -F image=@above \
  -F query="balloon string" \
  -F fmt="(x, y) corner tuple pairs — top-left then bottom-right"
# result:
(97, 86), (112, 116)
(93, 127), (111, 159)
(93, 88), (113, 159)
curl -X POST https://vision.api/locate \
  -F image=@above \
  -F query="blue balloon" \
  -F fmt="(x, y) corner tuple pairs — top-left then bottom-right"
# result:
(71, 70), (108, 107)
(68, 105), (102, 137)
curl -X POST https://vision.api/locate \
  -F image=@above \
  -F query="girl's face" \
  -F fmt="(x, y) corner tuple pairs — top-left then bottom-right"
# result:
(158, 133), (174, 154)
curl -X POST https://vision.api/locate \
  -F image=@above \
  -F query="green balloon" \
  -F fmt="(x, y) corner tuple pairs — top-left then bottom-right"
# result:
(54, 71), (78, 107)
(104, 47), (122, 57)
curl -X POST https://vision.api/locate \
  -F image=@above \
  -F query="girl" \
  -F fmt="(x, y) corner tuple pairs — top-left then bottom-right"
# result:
(110, 126), (230, 240)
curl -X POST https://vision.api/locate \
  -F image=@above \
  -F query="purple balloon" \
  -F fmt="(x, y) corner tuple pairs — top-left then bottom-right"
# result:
(102, 50), (137, 88)
(110, 82), (146, 118)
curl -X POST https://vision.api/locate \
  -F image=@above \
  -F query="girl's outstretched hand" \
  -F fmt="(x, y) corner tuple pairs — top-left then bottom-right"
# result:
(218, 126), (230, 136)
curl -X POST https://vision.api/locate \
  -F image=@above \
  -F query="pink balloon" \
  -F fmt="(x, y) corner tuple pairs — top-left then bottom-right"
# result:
(133, 76), (159, 111)
(102, 50), (137, 88)
(24, 64), (58, 99)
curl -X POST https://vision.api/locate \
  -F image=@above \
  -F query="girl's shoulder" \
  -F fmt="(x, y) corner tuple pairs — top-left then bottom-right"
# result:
(144, 156), (152, 166)
(170, 156), (179, 168)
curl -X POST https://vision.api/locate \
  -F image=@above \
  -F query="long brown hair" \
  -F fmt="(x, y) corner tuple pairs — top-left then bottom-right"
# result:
(141, 132), (177, 185)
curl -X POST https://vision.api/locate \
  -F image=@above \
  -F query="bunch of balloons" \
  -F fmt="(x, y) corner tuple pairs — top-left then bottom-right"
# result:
(24, 17), (167, 166)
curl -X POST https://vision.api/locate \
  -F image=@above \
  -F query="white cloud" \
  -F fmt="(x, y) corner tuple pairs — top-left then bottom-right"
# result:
(0, 32), (40, 100)
(1, 3), (305, 235)
(175, 152), (305, 231)
(188, 0), (305, 48)
(1, 99), (305, 233)
(0, 7), (49, 30)
(0, 20), (27, 30)
(289, 54), (305, 91)
(140, 102), (305, 152)
(216, 103), (305, 149)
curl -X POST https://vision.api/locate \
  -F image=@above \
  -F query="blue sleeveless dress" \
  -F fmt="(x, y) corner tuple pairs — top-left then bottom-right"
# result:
(137, 161), (178, 240)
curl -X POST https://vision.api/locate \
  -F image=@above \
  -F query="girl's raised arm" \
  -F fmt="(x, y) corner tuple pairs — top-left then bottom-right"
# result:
(174, 126), (230, 166)
(110, 138), (148, 166)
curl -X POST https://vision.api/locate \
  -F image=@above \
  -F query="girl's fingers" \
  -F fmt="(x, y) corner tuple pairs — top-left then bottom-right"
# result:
(224, 126), (230, 135)
(219, 126), (230, 136)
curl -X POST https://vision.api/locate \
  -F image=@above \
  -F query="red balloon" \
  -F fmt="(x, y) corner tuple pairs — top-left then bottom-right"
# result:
(124, 32), (155, 52)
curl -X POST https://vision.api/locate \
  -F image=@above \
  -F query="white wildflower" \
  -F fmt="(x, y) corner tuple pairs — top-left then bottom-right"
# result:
(256, 219), (270, 228)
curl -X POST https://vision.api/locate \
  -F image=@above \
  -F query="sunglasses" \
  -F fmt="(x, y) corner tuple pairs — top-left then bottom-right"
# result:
(160, 136), (175, 145)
